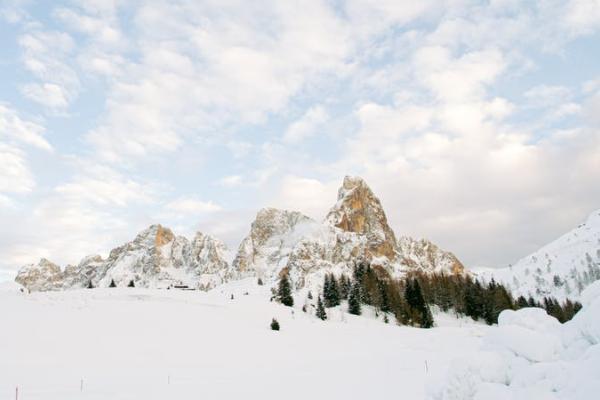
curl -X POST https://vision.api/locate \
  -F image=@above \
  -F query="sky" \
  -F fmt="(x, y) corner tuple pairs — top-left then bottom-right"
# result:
(0, 0), (599, 281)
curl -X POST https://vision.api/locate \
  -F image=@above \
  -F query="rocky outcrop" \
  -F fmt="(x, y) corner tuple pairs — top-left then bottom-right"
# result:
(232, 208), (316, 279)
(16, 224), (232, 292)
(325, 176), (397, 260)
(232, 176), (467, 289)
(397, 236), (464, 275)
(15, 258), (63, 292)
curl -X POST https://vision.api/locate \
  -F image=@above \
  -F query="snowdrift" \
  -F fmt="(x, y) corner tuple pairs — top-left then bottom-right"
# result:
(428, 281), (600, 399)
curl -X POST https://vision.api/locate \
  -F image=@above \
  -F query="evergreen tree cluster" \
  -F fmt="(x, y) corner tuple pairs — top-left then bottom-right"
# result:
(414, 271), (582, 324)
(315, 263), (582, 327)
(319, 263), (435, 328)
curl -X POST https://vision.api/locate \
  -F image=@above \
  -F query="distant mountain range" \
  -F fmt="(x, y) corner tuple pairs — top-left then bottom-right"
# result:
(15, 176), (464, 292)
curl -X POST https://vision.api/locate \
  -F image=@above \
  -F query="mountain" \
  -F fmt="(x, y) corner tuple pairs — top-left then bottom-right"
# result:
(233, 176), (465, 289)
(16, 176), (465, 292)
(478, 209), (600, 300)
(16, 225), (232, 291)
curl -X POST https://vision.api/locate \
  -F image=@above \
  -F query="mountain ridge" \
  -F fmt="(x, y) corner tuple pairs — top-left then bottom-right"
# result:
(15, 176), (466, 292)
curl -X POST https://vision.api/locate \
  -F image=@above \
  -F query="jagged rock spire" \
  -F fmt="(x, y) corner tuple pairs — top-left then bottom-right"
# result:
(325, 176), (397, 260)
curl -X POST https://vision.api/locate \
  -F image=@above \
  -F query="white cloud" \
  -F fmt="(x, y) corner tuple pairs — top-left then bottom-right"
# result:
(0, 143), (34, 194)
(563, 0), (600, 35)
(283, 105), (329, 143)
(21, 83), (71, 109)
(55, 163), (155, 207)
(19, 29), (79, 110)
(164, 197), (222, 215)
(0, 104), (52, 151)
(218, 175), (243, 188)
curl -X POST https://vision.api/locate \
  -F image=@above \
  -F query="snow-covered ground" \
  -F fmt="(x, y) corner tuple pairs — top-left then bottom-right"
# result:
(0, 279), (487, 400)
(428, 281), (600, 400)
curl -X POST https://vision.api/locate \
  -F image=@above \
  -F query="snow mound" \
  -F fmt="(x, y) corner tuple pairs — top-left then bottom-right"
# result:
(429, 281), (600, 400)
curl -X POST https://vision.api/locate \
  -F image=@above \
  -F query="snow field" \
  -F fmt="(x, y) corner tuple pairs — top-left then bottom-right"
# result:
(0, 279), (485, 400)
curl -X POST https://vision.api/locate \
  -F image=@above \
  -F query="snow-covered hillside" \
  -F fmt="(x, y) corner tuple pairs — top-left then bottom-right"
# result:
(478, 210), (600, 301)
(429, 280), (600, 400)
(0, 280), (485, 400)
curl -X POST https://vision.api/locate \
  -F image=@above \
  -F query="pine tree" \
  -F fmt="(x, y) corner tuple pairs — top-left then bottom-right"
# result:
(403, 278), (433, 327)
(109, 279), (116, 288)
(339, 274), (350, 300)
(87, 281), (94, 289)
(323, 274), (340, 308)
(277, 274), (294, 307)
(377, 279), (391, 313)
(270, 318), (280, 331)
(348, 281), (362, 315)
(316, 296), (327, 320)
(516, 295), (528, 309)
(322, 274), (331, 306)
(330, 275), (340, 307)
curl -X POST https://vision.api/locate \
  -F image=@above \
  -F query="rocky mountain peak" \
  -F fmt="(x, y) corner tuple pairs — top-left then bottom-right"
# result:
(397, 236), (465, 275)
(250, 208), (313, 246)
(232, 208), (315, 277)
(15, 258), (63, 291)
(132, 224), (174, 248)
(326, 176), (397, 260)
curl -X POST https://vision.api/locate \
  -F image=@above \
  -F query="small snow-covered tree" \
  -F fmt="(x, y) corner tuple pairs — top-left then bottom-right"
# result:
(270, 318), (280, 331)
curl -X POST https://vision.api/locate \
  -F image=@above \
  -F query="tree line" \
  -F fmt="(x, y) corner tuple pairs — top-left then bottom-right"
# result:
(276, 262), (582, 327)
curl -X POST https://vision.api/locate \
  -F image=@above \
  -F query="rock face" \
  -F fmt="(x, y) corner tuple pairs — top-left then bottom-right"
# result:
(232, 176), (466, 289)
(16, 225), (232, 292)
(232, 208), (316, 280)
(326, 176), (397, 261)
(397, 236), (465, 275)
(15, 258), (63, 292)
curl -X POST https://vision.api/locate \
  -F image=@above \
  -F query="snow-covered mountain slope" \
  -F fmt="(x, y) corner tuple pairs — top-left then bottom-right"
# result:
(0, 279), (486, 400)
(429, 280), (600, 400)
(478, 210), (600, 301)
(233, 176), (465, 290)
(16, 225), (232, 291)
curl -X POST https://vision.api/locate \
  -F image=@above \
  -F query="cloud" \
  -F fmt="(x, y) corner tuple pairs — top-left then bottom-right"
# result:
(218, 175), (243, 188)
(18, 29), (79, 110)
(0, 104), (53, 205)
(55, 164), (155, 207)
(21, 83), (71, 109)
(164, 197), (222, 215)
(283, 106), (329, 143)
(0, 143), (34, 194)
(0, 104), (52, 151)
(563, 0), (600, 35)
(2, 0), (600, 277)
